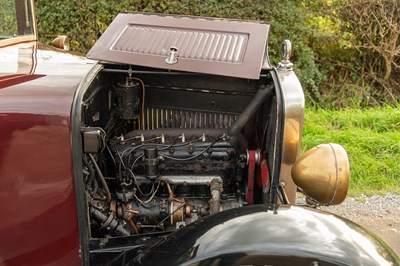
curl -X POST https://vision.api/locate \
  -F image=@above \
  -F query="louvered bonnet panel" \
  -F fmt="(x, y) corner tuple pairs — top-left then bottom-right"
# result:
(87, 13), (270, 79)
(112, 26), (247, 63)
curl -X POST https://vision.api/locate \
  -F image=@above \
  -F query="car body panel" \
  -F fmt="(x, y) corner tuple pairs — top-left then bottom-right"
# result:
(138, 205), (400, 266)
(0, 41), (94, 265)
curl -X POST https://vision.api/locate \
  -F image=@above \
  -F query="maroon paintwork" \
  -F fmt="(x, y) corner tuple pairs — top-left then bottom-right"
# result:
(0, 74), (46, 89)
(0, 41), (94, 265)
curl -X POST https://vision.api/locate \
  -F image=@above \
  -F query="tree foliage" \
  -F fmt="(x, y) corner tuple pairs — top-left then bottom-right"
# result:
(332, 0), (400, 106)
(0, 0), (17, 35)
(309, 0), (400, 107)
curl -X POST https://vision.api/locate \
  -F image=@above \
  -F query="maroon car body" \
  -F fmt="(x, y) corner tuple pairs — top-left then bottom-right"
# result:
(0, 42), (93, 265)
(1, 1), (399, 266)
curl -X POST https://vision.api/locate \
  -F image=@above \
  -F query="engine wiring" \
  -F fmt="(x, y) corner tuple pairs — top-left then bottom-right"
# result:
(114, 134), (219, 174)
(112, 134), (224, 199)
(126, 166), (155, 197)
(82, 157), (98, 195)
(161, 137), (222, 161)
(89, 153), (112, 203)
(133, 178), (162, 204)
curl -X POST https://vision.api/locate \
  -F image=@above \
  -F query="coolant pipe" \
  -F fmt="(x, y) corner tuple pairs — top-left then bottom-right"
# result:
(228, 84), (274, 136)
(210, 179), (223, 215)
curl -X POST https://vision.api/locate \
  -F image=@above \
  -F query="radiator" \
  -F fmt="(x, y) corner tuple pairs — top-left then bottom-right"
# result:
(142, 108), (238, 130)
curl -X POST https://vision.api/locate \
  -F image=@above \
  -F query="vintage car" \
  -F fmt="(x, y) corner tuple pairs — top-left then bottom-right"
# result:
(1, 1), (399, 265)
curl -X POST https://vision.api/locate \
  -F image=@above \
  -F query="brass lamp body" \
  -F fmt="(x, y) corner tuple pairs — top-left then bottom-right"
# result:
(292, 143), (350, 205)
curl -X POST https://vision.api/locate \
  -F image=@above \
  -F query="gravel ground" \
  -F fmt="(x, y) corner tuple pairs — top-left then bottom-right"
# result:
(297, 193), (400, 256)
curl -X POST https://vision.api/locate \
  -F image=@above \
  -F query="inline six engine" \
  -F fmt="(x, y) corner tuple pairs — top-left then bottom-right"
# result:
(81, 68), (275, 238)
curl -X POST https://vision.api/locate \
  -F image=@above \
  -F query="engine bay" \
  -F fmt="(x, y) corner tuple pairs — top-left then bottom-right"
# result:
(80, 65), (280, 238)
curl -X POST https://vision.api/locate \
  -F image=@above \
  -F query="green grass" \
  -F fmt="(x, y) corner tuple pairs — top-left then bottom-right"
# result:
(302, 106), (400, 196)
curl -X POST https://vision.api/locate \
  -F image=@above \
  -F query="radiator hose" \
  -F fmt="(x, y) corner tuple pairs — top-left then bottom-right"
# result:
(228, 84), (274, 136)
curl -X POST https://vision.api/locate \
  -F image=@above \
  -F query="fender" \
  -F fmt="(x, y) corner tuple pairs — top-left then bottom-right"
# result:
(137, 205), (400, 266)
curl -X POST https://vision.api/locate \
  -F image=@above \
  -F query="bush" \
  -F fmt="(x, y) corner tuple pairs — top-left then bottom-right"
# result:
(0, 0), (17, 35)
(308, 0), (400, 107)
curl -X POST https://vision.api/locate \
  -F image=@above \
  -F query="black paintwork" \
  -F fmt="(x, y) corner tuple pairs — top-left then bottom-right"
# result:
(135, 205), (400, 266)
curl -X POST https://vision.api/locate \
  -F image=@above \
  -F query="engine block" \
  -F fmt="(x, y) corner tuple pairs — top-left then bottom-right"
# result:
(88, 128), (244, 234)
